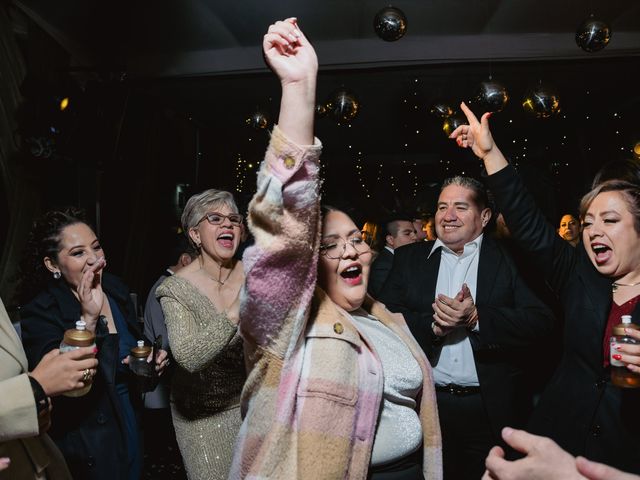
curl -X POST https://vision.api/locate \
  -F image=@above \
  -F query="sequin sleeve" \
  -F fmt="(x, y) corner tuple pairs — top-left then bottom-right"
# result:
(158, 277), (237, 374)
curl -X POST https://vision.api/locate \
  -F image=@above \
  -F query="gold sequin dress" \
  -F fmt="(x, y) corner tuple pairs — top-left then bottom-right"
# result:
(156, 275), (245, 480)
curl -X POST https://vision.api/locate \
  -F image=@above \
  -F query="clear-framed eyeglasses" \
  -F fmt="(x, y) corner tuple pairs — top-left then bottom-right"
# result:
(319, 235), (371, 259)
(198, 212), (244, 226)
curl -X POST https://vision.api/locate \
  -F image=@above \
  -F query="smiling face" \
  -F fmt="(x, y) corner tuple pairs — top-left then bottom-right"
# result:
(583, 191), (640, 279)
(435, 184), (490, 254)
(559, 214), (580, 243)
(189, 203), (241, 263)
(44, 223), (105, 289)
(318, 210), (372, 312)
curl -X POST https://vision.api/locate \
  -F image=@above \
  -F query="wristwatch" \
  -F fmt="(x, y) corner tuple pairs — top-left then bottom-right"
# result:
(27, 375), (50, 415)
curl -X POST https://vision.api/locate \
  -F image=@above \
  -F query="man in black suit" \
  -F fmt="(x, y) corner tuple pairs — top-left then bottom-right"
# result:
(379, 176), (555, 480)
(367, 217), (417, 298)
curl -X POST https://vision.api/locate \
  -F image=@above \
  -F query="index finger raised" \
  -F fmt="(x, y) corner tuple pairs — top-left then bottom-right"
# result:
(460, 101), (480, 125)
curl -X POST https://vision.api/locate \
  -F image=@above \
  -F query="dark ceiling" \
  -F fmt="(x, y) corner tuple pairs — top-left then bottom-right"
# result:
(9, 0), (640, 219)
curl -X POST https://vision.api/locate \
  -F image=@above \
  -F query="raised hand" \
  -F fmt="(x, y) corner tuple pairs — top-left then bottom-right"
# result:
(30, 346), (99, 397)
(77, 256), (106, 327)
(449, 102), (509, 175)
(264, 17), (317, 146)
(263, 18), (318, 87)
(449, 102), (495, 158)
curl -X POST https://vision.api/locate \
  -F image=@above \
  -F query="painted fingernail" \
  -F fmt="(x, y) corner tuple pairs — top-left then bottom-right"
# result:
(93, 347), (98, 354)
(616, 345), (622, 351)
(613, 354), (622, 360)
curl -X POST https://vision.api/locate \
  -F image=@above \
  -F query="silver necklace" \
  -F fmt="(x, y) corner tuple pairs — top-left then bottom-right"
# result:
(612, 280), (640, 293)
(203, 263), (234, 286)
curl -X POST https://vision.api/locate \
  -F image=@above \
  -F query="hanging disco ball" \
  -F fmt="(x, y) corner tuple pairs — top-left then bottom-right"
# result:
(430, 101), (454, 119)
(576, 15), (611, 53)
(245, 110), (270, 130)
(522, 84), (561, 119)
(442, 113), (467, 137)
(476, 80), (509, 113)
(326, 90), (360, 122)
(373, 6), (408, 42)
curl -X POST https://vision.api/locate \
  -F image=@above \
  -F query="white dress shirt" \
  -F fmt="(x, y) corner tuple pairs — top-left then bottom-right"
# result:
(429, 234), (483, 386)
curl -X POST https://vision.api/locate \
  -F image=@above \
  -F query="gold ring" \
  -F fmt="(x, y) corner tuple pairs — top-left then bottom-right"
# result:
(82, 369), (91, 382)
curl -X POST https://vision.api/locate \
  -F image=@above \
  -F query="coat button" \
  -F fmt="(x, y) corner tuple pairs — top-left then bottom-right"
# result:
(283, 156), (296, 169)
(96, 412), (107, 425)
(333, 322), (344, 334)
(87, 455), (95, 467)
(591, 424), (601, 437)
(595, 379), (606, 390)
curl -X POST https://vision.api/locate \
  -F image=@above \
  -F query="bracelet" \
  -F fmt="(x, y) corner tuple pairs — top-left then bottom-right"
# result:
(27, 376), (50, 415)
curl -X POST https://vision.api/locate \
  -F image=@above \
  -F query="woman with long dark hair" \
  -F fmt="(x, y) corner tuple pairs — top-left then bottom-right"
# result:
(17, 208), (168, 480)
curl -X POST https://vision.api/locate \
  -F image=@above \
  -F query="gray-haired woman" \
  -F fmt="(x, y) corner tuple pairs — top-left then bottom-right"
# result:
(156, 188), (246, 480)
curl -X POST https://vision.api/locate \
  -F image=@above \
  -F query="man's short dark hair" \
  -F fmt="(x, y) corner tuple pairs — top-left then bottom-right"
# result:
(441, 176), (488, 210)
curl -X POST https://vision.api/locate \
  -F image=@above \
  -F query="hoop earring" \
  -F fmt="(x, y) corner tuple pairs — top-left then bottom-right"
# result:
(53, 271), (62, 280)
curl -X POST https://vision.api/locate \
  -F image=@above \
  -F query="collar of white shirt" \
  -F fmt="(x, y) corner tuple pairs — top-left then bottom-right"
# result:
(428, 233), (484, 259)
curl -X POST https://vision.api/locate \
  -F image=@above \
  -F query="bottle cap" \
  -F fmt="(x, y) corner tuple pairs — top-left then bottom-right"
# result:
(613, 316), (640, 336)
(62, 320), (95, 347)
(130, 341), (151, 358)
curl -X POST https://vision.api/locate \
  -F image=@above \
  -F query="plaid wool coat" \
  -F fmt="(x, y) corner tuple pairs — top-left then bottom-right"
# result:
(230, 127), (442, 480)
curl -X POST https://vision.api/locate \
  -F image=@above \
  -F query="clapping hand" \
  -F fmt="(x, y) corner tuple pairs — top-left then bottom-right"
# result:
(432, 283), (479, 333)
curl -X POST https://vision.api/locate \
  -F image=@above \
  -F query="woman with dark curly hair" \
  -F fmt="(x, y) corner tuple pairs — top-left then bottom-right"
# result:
(17, 208), (168, 480)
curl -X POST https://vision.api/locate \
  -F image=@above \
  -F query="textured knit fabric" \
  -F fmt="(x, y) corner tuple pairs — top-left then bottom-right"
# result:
(230, 126), (442, 480)
(157, 275), (245, 480)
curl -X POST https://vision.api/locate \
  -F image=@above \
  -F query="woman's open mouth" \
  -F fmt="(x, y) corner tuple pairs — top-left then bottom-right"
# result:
(340, 264), (363, 285)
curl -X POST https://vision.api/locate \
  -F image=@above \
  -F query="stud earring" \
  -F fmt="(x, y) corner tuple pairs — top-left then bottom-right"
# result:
(53, 271), (62, 280)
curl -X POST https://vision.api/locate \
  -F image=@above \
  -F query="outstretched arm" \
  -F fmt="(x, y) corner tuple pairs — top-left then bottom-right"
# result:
(264, 18), (316, 145)
(240, 19), (321, 358)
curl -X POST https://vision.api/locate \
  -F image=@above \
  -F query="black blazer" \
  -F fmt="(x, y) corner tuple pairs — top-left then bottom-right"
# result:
(20, 273), (143, 480)
(379, 235), (555, 438)
(486, 165), (640, 473)
(368, 248), (394, 298)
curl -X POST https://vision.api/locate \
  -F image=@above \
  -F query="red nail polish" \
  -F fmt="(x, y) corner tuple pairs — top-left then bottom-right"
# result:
(93, 347), (98, 354)
(613, 354), (622, 361)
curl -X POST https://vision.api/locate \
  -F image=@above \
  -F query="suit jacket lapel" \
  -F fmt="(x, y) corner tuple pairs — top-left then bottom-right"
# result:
(422, 243), (441, 311)
(476, 237), (501, 306)
(0, 301), (28, 371)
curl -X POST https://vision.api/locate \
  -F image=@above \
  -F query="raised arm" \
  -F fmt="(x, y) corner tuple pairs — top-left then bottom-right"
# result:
(240, 18), (321, 359)
(451, 102), (578, 291)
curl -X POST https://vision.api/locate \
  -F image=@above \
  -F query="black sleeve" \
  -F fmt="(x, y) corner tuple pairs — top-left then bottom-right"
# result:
(472, 247), (556, 350)
(485, 164), (578, 294)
